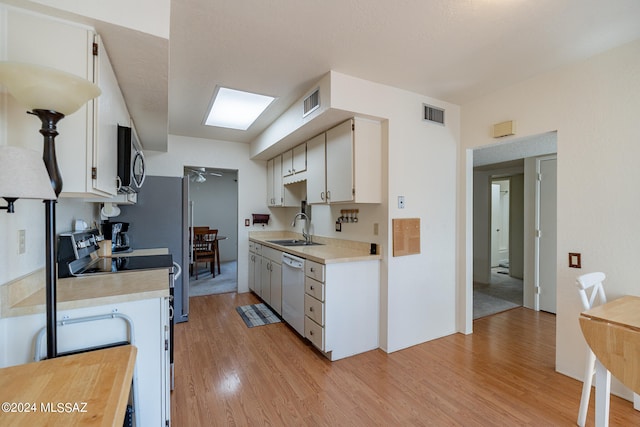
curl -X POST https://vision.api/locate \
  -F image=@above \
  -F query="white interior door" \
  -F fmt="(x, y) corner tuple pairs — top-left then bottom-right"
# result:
(536, 156), (557, 313)
(491, 184), (500, 267)
(491, 179), (510, 268)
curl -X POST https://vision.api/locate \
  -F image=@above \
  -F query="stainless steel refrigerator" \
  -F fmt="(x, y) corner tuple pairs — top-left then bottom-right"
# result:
(117, 176), (189, 323)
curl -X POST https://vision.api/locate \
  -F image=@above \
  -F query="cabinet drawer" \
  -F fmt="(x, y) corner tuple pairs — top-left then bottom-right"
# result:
(253, 243), (262, 255)
(262, 246), (281, 263)
(305, 260), (325, 282)
(305, 276), (325, 301)
(304, 294), (324, 325)
(305, 316), (325, 351)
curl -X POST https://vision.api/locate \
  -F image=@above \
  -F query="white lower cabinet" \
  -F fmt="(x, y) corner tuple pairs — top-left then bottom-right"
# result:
(259, 246), (283, 315)
(248, 242), (262, 296)
(303, 259), (380, 361)
(0, 297), (171, 426)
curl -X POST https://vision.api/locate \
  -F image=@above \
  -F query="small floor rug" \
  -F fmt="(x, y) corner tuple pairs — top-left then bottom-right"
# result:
(236, 303), (281, 328)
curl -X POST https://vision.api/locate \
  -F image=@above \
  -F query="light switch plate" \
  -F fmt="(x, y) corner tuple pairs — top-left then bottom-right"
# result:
(398, 196), (405, 209)
(569, 252), (581, 268)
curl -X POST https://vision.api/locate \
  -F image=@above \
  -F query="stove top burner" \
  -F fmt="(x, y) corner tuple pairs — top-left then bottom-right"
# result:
(74, 254), (173, 276)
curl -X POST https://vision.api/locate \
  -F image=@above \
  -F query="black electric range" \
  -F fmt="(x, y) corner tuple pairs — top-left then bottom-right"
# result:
(57, 229), (173, 278)
(74, 254), (174, 275)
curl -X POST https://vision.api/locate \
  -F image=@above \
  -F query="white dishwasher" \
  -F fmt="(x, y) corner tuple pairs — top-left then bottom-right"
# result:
(281, 252), (305, 335)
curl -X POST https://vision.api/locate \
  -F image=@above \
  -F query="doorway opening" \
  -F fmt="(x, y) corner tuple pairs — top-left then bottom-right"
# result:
(469, 132), (557, 323)
(473, 165), (524, 319)
(184, 166), (238, 297)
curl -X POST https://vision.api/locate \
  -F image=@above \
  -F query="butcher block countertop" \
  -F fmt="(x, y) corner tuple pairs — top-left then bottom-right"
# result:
(1, 258), (171, 319)
(249, 231), (382, 264)
(0, 345), (136, 426)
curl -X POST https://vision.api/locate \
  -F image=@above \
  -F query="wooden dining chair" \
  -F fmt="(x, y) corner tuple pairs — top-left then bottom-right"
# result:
(192, 228), (217, 279)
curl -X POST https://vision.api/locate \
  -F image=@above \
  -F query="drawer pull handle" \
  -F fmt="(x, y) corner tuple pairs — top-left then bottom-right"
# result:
(309, 307), (314, 312)
(309, 330), (314, 336)
(310, 267), (315, 272)
(310, 285), (314, 290)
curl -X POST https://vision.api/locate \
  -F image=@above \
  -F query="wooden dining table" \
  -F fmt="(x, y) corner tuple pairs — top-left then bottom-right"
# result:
(212, 235), (227, 275)
(579, 295), (640, 426)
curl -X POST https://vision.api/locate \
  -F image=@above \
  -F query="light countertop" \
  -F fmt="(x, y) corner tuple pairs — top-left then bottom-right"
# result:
(249, 231), (381, 264)
(1, 251), (172, 319)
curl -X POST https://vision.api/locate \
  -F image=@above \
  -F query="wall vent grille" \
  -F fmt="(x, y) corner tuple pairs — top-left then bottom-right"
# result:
(303, 89), (320, 117)
(423, 104), (445, 125)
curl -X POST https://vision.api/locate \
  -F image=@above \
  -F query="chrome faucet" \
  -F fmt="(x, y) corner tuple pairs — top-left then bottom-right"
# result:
(291, 212), (311, 243)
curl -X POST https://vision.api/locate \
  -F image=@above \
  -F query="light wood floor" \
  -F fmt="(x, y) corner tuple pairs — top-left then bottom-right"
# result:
(171, 292), (640, 426)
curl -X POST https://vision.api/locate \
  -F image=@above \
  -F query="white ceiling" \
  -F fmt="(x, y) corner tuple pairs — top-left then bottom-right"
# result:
(19, 1), (640, 152)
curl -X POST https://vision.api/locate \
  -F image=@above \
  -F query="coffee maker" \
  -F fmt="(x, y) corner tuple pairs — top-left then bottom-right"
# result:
(102, 221), (130, 252)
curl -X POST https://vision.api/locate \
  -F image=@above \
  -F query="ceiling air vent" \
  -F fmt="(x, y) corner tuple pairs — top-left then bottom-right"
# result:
(423, 104), (445, 125)
(303, 88), (320, 117)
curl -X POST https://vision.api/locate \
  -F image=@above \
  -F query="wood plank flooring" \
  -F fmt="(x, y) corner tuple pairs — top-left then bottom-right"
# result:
(171, 292), (640, 426)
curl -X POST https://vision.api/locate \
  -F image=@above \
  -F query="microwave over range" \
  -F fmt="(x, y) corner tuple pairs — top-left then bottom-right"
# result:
(117, 124), (146, 193)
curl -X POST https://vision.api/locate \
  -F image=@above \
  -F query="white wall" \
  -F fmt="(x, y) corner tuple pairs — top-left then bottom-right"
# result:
(460, 39), (640, 400)
(329, 72), (460, 353)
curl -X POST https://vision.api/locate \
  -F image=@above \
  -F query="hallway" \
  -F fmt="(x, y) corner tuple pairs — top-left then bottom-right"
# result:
(473, 267), (523, 319)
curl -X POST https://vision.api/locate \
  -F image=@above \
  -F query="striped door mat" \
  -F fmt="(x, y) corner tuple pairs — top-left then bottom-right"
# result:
(236, 303), (281, 328)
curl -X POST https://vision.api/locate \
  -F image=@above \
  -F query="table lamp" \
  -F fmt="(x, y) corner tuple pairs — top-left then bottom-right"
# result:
(0, 62), (101, 359)
(0, 146), (57, 212)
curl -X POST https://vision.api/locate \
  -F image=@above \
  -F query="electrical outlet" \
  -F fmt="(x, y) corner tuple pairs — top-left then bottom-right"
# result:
(398, 196), (405, 209)
(245, 219), (250, 227)
(18, 229), (26, 254)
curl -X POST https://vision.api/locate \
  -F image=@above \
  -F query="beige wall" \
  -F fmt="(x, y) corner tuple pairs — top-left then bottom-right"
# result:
(460, 39), (640, 400)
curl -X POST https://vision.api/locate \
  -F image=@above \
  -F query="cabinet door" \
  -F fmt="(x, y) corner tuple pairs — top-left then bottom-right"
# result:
(306, 133), (326, 204)
(260, 258), (271, 304)
(326, 120), (354, 203)
(253, 254), (262, 297)
(94, 35), (127, 196)
(266, 158), (275, 206)
(282, 149), (293, 177)
(267, 156), (283, 206)
(273, 155), (283, 205)
(5, 9), (95, 196)
(292, 143), (306, 173)
(248, 252), (256, 292)
(270, 262), (282, 315)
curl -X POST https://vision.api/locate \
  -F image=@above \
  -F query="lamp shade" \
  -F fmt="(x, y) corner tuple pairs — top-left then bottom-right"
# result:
(0, 62), (101, 115)
(0, 146), (57, 200)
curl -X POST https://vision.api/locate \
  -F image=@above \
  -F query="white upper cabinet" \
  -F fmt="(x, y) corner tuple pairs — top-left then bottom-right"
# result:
(306, 133), (326, 204)
(267, 155), (283, 206)
(3, 7), (128, 197)
(309, 118), (382, 204)
(93, 35), (130, 196)
(282, 143), (307, 178)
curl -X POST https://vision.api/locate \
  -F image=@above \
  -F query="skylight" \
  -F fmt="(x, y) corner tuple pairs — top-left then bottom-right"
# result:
(204, 87), (275, 130)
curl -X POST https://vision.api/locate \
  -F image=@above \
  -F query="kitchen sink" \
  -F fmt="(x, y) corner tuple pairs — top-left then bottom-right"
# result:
(267, 239), (324, 247)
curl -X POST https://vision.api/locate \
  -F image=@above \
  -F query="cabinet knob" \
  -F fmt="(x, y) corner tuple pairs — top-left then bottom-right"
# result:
(309, 330), (314, 336)
(309, 307), (314, 312)
(310, 267), (315, 272)
(310, 285), (314, 290)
